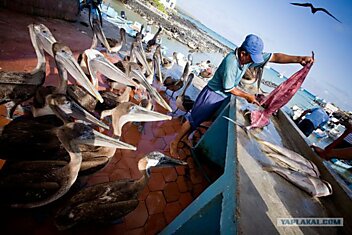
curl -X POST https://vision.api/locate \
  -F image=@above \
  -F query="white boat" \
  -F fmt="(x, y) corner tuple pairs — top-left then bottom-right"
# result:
(99, 3), (137, 37)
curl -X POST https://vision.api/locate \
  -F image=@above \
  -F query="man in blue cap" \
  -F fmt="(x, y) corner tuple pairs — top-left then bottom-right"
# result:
(170, 34), (314, 158)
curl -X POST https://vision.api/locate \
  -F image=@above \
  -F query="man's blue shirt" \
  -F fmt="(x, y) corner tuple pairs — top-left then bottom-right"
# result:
(207, 50), (271, 97)
(305, 107), (329, 128)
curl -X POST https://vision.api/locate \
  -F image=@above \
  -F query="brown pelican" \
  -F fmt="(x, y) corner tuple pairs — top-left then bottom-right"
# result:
(0, 122), (135, 208)
(0, 91), (112, 161)
(68, 48), (138, 113)
(147, 25), (163, 49)
(90, 18), (112, 52)
(0, 24), (55, 117)
(105, 28), (126, 53)
(159, 48), (174, 69)
(100, 101), (171, 137)
(240, 66), (265, 94)
(0, 43), (113, 161)
(78, 18), (112, 75)
(32, 43), (106, 128)
(113, 41), (151, 77)
(153, 45), (163, 83)
(0, 92), (135, 175)
(134, 92), (154, 133)
(133, 39), (153, 77)
(130, 68), (172, 112)
(175, 73), (195, 116)
(54, 151), (187, 230)
(163, 61), (190, 98)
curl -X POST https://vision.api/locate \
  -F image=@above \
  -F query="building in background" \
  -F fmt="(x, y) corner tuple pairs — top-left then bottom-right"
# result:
(160, 0), (176, 9)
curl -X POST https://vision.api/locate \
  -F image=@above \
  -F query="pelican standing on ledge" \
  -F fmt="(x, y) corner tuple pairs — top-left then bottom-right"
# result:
(55, 151), (187, 230)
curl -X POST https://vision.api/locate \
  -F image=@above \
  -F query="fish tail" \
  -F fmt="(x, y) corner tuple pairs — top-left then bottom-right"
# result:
(222, 116), (259, 136)
(222, 116), (250, 133)
(222, 116), (245, 128)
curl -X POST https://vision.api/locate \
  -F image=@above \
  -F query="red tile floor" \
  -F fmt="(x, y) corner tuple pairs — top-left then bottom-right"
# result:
(0, 8), (223, 234)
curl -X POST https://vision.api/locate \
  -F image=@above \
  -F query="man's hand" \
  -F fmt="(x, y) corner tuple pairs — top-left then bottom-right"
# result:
(246, 94), (260, 106)
(300, 56), (314, 66)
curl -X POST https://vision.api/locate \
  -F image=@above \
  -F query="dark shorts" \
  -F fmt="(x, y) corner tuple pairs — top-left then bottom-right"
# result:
(297, 118), (314, 137)
(187, 86), (226, 130)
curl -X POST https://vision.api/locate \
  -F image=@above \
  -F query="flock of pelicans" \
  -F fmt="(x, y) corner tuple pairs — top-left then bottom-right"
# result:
(0, 20), (195, 230)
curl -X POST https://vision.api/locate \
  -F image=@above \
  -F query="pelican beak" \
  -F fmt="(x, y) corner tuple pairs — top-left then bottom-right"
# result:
(31, 24), (57, 57)
(119, 103), (171, 131)
(54, 45), (104, 103)
(133, 46), (153, 75)
(93, 20), (111, 53)
(153, 52), (163, 83)
(47, 94), (109, 129)
(153, 152), (187, 167)
(64, 123), (136, 150)
(130, 69), (172, 112)
(84, 49), (138, 87)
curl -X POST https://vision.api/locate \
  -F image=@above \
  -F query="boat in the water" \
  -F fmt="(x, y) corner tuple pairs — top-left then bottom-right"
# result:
(100, 3), (138, 38)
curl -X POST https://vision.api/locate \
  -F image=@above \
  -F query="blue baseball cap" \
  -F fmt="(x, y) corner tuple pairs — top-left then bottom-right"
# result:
(241, 34), (264, 63)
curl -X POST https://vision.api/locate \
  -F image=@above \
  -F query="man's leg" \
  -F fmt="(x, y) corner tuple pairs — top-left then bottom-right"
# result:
(170, 121), (191, 158)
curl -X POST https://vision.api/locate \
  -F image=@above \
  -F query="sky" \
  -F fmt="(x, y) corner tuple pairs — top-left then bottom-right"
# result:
(176, 0), (352, 111)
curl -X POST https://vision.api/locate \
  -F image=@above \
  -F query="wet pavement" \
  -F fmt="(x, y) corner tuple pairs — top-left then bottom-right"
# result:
(0, 8), (219, 235)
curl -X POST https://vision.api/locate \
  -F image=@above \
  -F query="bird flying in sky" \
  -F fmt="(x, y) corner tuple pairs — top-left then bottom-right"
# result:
(290, 2), (342, 23)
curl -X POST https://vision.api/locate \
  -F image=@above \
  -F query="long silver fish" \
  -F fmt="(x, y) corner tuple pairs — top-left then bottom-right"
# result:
(258, 140), (320, 177)
(263, 165), (332, 197)
(267, 153), (319, 177)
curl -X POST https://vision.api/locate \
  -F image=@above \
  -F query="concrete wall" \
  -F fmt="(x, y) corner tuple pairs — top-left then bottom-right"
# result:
(0, 0), (79, 21)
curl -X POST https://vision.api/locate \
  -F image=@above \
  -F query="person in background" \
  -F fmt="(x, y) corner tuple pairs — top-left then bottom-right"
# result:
(312, 117), (352, 161)
(297, 106), (329, 137)
(169, 34), (314, 158)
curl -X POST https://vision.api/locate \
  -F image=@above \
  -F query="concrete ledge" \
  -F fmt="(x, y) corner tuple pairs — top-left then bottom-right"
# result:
(276, 109), (352, 234)
(0, 0), (79, 21)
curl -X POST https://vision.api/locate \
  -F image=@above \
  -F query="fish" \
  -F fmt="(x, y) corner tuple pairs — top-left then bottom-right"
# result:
(257, 139), (320, 177)
(250, 57), (314, 129)
(267, 153), (319, 177)
(263, 164), (332, 197)
(223, 115), (320, 176)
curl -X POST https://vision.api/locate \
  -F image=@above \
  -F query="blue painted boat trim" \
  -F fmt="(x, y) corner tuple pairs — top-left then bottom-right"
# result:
(161, 96), (237, 234)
